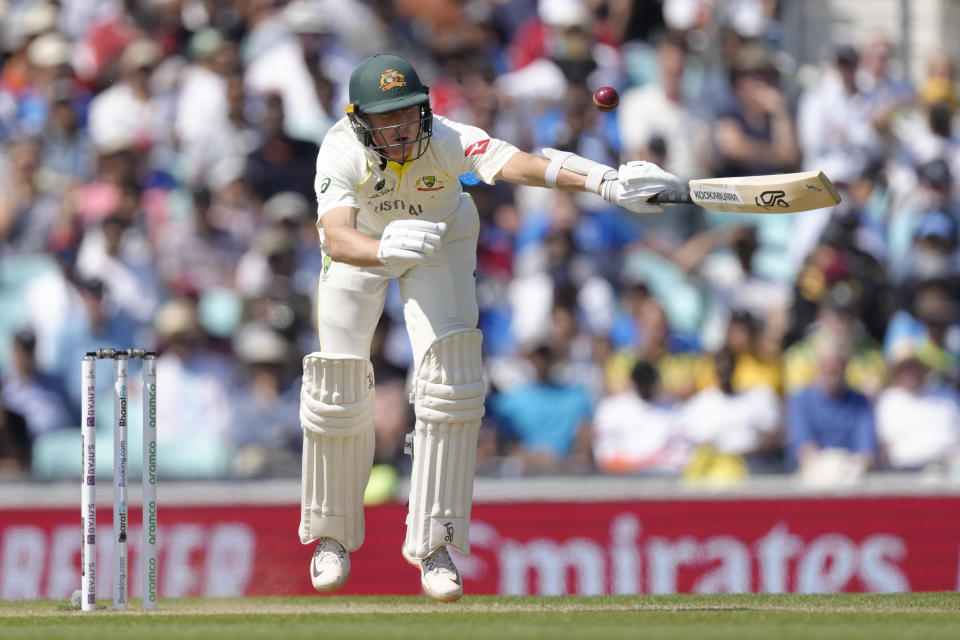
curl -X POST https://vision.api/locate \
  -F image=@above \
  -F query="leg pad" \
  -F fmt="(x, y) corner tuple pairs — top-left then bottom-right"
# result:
(299, 354), (375, 550)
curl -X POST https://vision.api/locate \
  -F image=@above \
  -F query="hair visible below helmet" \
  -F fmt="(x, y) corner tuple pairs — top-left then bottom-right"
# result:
(346, 54), (433, 164)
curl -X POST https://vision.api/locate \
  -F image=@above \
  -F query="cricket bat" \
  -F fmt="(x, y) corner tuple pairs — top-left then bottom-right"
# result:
(649, 170), (841, 214)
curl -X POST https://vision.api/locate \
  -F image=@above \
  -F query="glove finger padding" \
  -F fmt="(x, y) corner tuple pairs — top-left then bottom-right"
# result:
(601, 181), (665, 214)
(394, 232), (441, 253)
(618, 161), (685, 192)
(378, 220), (447, 266)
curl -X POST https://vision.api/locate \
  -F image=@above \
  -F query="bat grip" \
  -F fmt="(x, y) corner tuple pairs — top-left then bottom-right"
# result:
(648, 189), (692, 205)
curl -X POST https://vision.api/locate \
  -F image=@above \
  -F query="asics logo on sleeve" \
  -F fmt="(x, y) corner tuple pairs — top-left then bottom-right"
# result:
(464, 139), (490, 157)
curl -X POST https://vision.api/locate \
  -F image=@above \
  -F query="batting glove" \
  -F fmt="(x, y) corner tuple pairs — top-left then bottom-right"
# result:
(601, 161), (685, 214)
(377, 219), (446, 267)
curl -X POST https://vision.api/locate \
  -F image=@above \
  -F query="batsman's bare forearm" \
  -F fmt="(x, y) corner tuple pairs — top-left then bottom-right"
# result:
(495, 151), (595, 193)
(320, 206), (383, 267)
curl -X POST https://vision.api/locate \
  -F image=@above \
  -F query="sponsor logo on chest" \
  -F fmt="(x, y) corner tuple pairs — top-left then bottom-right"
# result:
(366, 177), (394, 199)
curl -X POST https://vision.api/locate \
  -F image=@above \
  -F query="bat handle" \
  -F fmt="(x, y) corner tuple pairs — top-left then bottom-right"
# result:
(648, 189), (692, 205)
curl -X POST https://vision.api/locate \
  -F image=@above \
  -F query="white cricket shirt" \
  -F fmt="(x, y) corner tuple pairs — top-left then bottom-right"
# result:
(313, 115), (519, 238)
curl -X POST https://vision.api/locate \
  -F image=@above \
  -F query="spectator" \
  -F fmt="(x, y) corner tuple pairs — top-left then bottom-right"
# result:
(86, 38), (168, 156)
(0, 329), (71, 440)
(39, 81), (96, 192)
(176, 29), (237, 186)
(153, 298), (233, 477)
(673, 224), (791, 354)
(243, 92), (320, 204)
(509, 222), (583, 348)
(51, 277), (143, 413)
(680, 348), (782, 479)
(607, 295), (700, 400)
(618, 34), (707, 181)
(796, 44), (881, 179)
(0, 3), (59, 100)
(21, 239), (84, 373)
(155, 187), (245, 294)
(181, 67), (261, 190)
(76, 210), (162, 325)
(592, 360), (684, 474)
(884, 279), (960, 382)
(238, 225), (314, 347)
(490, 344), (593, 474)
(784, 290), (887, 399)
(695, 309), (783, 394)
(876, 342), (960, 470)
(789, 213), (893, 345)
(894, 206), (960, 286)
(243, 2), (335, 144)
(229, 323), (301, 477)
(0, 383), (30, 477)
(858, 32), (914, 136)
(887, 159), (959, 276)
(786, 332), (878, 479)
(257, 191), (323, 300)
(16, 31), (74, 137)
(710, 42), (799, 178)
(893, 49), (959, 172)
(545, 292), (605, 404)
(0, 136), (62, 253)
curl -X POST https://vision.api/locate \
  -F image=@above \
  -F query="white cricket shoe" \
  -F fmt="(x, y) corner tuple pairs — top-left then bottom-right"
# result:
(403, 544), (463, 602)
(310, 537), (349, 593)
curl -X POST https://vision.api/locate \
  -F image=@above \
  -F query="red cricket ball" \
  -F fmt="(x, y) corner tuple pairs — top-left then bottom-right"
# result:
(592, 86), (619, 112)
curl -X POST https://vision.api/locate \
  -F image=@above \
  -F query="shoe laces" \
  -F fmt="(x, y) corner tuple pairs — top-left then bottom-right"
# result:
(423, 546), (457, 575)
(315, 538), (345, 563)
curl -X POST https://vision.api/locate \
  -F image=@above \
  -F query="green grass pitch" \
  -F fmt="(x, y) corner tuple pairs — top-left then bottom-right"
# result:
(2, 593), (959, 640)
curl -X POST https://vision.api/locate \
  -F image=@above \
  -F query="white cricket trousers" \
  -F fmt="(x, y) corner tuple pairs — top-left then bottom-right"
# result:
(316, 194), (480, 361)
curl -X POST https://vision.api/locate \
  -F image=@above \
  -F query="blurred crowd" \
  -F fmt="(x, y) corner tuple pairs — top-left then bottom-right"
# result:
(2, 0), (960, 487)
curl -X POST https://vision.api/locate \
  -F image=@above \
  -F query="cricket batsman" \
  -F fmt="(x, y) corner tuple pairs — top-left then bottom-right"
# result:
(300, 53), (682, 602)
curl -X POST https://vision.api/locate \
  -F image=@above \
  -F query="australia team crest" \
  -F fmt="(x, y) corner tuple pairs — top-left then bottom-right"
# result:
(416, 175), (443, 192)
(380, 69), (406, 92)
(321, 253), (332, 281)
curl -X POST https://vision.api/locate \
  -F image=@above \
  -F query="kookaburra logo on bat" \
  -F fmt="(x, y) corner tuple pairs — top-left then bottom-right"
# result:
(756, 190), (789, 208)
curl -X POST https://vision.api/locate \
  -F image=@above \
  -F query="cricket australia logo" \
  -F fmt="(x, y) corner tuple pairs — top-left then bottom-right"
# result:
(416, 175), (443, 191)
(321, 253), (332, 281)
(756, 190), (789, 208)
(380, 69), (406, 92)
(443, 522), (455, 542)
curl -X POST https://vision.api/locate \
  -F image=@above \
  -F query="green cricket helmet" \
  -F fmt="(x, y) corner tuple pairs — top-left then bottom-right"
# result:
(345, 54), (433, 164)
